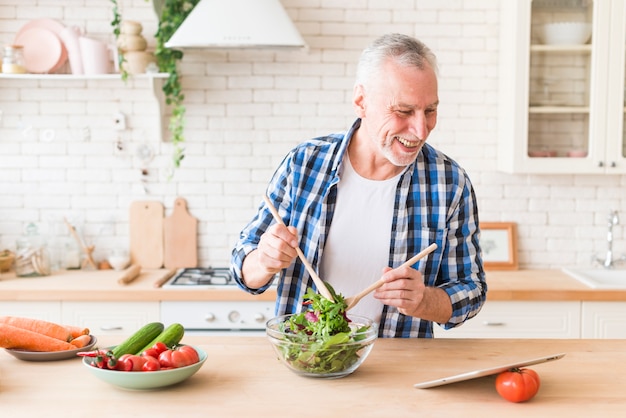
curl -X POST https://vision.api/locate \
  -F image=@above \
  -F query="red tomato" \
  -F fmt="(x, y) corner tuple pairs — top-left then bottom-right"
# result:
(117, 354), (147, 372)
(158, 346), (200, 369)
(153, 342), (168, 354)
(142, 347), (160, 358)
(142, 342), (170, 359)
(178, 345), (200, 363)
(142, 355), (161, 371)
(495, 368), (541, 403)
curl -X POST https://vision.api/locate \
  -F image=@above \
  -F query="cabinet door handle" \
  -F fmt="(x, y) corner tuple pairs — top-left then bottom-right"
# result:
(598, 161), (604, 167)
(482, 321), (505, 326)
(99, 325), (124, 331)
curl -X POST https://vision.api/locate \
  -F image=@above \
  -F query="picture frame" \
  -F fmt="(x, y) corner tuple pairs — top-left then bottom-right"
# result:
(480, 222), (518, 270)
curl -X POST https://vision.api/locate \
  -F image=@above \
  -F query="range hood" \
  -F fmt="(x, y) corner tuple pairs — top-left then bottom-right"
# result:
(164, 0), (307, 49)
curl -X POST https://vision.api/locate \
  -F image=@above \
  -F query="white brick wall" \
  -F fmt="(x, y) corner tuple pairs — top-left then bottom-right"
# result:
(0, 0), (624, 270)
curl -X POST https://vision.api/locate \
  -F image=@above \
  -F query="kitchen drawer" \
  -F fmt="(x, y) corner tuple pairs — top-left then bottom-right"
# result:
(435, 301), (581, 339)
(161, 301), (275, 331)
(62, 301), (160, 336)
(0, 301), (62, 322)
(581, 302), (626, 339)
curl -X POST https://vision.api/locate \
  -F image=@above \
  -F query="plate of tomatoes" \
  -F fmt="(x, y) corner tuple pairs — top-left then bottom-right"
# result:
(81, 344), (207, 390)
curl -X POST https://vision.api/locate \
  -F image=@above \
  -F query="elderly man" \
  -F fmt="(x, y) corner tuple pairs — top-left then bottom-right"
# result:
(231, 33), (486, 338)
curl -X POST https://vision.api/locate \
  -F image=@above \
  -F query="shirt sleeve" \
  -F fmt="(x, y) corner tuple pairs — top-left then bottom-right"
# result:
(436, 169), (487, 329)
(230, 152), (295, 295)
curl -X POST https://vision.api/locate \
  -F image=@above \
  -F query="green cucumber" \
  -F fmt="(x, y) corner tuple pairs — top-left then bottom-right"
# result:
(111, 322), (164, 358)
(135, 322), (185, 355)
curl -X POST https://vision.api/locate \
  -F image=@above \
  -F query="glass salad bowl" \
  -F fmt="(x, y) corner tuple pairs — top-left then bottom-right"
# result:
(266, 313), (377, 379)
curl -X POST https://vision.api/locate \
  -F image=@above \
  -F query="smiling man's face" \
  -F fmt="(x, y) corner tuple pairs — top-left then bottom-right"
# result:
(353, 58), (439, 169)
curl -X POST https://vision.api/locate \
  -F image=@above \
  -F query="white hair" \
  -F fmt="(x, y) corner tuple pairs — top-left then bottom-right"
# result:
(355, 33), (439, 87)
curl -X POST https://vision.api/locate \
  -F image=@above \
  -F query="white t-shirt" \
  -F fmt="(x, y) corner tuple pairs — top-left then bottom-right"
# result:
(321, 155), (402, 324)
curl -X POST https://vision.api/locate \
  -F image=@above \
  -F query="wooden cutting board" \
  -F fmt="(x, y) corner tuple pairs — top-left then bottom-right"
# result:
(163, 197), (198, 268)
(129, 200), (164, 269)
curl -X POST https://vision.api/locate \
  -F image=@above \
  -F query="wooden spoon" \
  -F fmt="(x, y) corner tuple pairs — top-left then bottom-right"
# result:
(262, 195), (335, 302)
(345, 243), (438, 311)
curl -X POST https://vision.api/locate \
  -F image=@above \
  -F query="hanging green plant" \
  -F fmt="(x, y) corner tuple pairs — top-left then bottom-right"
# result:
(109, 0), (129, 81)
(152, 0), (199, 170)
(110, 0), (199, 171)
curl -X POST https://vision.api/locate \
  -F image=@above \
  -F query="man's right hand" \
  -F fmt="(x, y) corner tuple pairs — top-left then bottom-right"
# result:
(241, 223), (299, 288)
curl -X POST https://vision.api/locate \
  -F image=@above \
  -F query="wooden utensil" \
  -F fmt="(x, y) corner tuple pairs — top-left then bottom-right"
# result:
(129, 201), (164, 269)
(63, 217), (97, 270)
(153, 268), (179, 288)
(117, 264), (141, 285)
(262, 195), (335, 302)
(345, 243), (438, 311)
(163, 197), (198, 269)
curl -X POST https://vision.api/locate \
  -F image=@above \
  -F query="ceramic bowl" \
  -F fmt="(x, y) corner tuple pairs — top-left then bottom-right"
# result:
(82, 345), (207, 390)
(266, 314), (377, 379)
(540, 22), (592, 45)
(108, 254), (130, 271)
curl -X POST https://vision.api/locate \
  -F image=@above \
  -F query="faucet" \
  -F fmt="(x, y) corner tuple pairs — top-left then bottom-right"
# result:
(595, 210), (626, 269)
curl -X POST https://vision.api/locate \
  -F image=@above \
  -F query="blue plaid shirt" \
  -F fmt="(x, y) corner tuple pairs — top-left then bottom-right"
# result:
(231, 119), (486, 338)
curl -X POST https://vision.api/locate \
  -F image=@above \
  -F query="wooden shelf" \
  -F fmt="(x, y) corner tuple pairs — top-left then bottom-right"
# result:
(530, 44), (592, 52)
(0, 72), (169, 141)
(0, 72), (168, 80)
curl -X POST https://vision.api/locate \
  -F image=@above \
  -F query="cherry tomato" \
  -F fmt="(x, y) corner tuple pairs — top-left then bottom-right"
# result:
(158, 346), (200, 369)
(142, 342), (169, 358)
(495, 368), (541, 403)
(142, 355), (161, 371)
(117, 354), (147, 372)
(142, 347), (160, 358)
(153, 342), (168, 354)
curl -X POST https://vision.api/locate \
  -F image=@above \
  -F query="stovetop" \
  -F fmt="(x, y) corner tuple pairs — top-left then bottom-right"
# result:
(164, 267), (236, 288)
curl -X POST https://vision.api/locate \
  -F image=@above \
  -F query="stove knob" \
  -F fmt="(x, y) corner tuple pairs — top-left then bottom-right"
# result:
(254, 313), (267, 323)
(204, 313), (216, 322)
(228, 311), (241, 323)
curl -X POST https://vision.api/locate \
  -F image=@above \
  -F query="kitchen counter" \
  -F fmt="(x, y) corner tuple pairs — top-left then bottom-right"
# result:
(0, 269), (276, 301)
(485, 269), (626, 301)
(0, 336), (623, 417)
(1, 268), (625, 302)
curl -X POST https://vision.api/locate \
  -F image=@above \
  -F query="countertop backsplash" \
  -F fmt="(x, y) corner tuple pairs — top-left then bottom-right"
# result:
(0, 1), (624, 270)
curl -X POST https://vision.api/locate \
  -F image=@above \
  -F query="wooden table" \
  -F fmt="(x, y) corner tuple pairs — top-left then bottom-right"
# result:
(1, 336), (624, 417)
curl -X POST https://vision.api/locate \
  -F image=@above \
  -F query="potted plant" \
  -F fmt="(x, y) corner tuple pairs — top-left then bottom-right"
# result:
(110, 0), (200, 171)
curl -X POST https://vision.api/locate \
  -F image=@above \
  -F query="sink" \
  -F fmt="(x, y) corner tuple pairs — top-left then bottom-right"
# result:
(562, 268), (626, 289)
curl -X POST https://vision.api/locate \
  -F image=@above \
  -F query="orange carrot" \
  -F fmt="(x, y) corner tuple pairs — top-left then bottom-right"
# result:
(0, 316), (72, 342)
(0, 323), (76, 351)
(65, 325), (90, 339)
(69, 334), (92, 348)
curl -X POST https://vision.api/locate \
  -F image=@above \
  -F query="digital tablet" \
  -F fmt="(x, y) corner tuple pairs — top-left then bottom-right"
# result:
(413, 352), (565, 389)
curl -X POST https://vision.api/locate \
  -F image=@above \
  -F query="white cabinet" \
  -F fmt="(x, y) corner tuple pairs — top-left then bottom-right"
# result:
(62, 302), (160, 336)
(581, 301), (626, 338)
(435, 301), (581, 339)
(0, 301), (62, 323)
(0, 300), (159, 337)
(499, 0), (626, 174)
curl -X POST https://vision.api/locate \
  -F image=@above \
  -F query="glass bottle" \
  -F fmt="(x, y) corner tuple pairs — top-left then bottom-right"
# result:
(2, 45), (26, 74)
(15, 223), (50, 277)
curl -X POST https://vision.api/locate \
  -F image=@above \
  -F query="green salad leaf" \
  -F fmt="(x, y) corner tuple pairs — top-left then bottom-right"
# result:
(277, 284), (373, 375)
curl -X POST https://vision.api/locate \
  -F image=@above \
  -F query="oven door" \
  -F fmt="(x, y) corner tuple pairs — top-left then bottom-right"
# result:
(161, 301), (275, 336)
